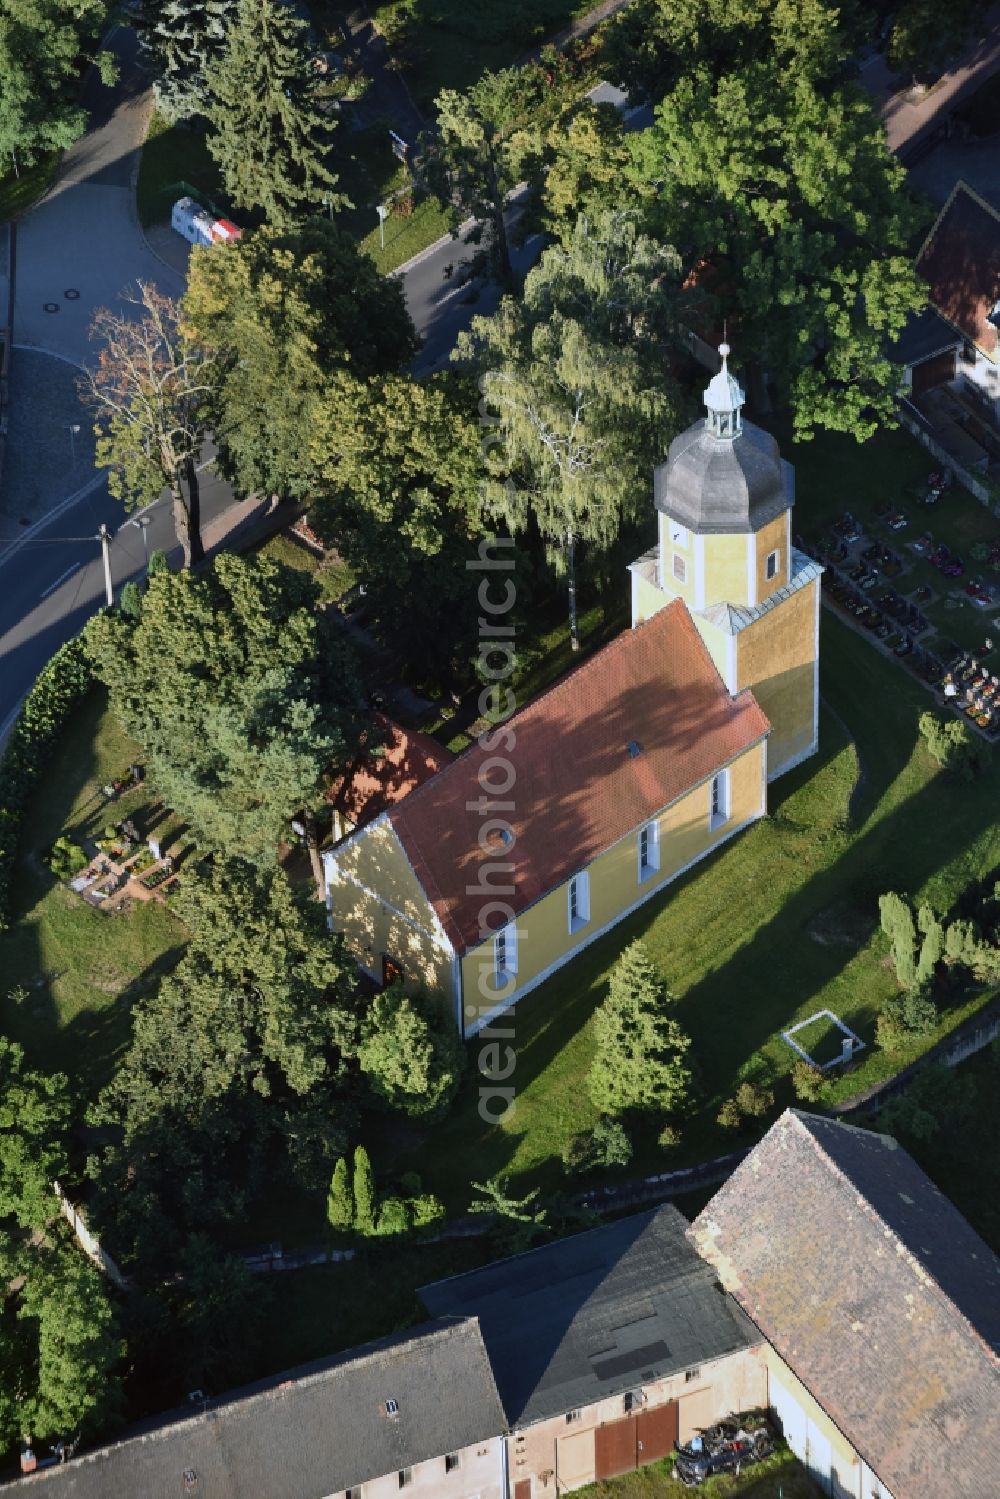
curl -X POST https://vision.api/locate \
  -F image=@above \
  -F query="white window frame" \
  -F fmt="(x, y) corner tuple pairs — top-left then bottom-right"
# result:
(493, 922), (518, 985)
(710, 771), (730, 831)
(567, 871), (590, 934)
(638, 820), (660, 881)
(398, 1469), (413, 1490)
(672, 552), (687, 583)
(765, 548), (780, 581)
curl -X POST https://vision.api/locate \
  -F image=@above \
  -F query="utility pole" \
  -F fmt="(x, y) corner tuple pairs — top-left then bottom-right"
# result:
(99, 524), (114, 608)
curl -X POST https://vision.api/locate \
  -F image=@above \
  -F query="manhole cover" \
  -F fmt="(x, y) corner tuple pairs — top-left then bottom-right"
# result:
(63, 288), (80, 300)
(18, 516), (30, 526)
(43, 302), (59, 313)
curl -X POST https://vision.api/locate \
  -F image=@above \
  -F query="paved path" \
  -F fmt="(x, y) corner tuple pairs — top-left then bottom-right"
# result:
(13, 26), (182, 364)
(862, 3), (1000, 161)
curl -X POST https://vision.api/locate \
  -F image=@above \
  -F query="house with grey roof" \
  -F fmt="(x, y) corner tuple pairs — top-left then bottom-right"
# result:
(12, 1319), (507, 1499)
(420, 1204), (767, 1496)
(690, 1109), (1000, 1499)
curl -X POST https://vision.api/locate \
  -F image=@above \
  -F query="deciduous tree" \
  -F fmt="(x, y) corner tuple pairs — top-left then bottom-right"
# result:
(203, 0), (345, 224)
(426, 67), (544, 285)
(308, 373), (485, 679)
(458, 213), (687, 645)
(0, 1038), (70, 1231)
(0, 0), (115, 166)
(182, 218), (417, 501)
(588, 942), (693, 1116)
(0, 1235), (122, 1450)
(631, 66), (926, 440)
(888, 0), (979, 79)
(81, 284), (217, 568)
(603, 0), (860, 103)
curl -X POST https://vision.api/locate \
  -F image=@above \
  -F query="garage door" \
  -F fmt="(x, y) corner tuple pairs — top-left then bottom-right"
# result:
(770, 1375), (807, 1461)
(770, 1375), (833, 1497)
(594, 1416), (637, 1479)
(557, 1428), (595, 1488)
(636, 1402), (678, 1465)
(514, 1480), (532, 1499)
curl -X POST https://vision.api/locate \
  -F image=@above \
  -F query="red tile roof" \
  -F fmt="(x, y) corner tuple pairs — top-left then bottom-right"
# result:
(389, 601), (769, 953)
(327, 715), (451, 829)
(917, 181), (1000, 361)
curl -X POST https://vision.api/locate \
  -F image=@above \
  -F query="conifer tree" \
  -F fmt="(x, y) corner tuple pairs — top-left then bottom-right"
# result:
(588, 942), (693, 1116)
(135, 0), (237, 121)
(326, 1156), (354, 1232)
(203, 0), (346, 225)
(352, 1145), (376, 1233)
(878, 892), (918, 989)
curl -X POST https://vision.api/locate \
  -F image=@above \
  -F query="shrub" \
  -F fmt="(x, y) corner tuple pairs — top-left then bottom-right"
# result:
(918, 711), (982, 779)
(398, 1171), (422, 1196)
(410, 1193), (445, 1231)
(790, 1058), (825, 1102)
(657, 1123), (681, 1151)
(119, 581), (144, 621)
(876, 984), (938, 1052)
(734, 1081), (774, 1118)
(717, 1082), (774, 1130)
(376, 1196), (412, 1236)
(47, 836), (88, 881)
(0, 637), (93, 928)
(561, 1117), (633, 1174)
(589, 1116), (632, 1169)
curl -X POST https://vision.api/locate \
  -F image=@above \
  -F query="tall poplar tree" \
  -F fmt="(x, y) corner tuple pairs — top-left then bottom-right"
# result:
(203, 0), (345, 224)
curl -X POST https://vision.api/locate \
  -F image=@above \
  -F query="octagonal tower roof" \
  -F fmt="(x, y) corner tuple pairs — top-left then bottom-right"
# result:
(654, 345), (791, 534)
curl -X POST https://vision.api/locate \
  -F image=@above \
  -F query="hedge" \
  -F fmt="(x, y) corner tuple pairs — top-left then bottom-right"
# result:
(0, 635), (94, 929)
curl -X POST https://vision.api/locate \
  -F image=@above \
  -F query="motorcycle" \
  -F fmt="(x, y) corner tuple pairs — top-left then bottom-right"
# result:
(673, 1416), (775, 1488)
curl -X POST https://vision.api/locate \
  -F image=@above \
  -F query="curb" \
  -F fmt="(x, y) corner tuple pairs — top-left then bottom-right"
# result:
(390, 216), (476, 278)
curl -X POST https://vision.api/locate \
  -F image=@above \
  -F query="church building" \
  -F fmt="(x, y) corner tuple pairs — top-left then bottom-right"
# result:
(323, 350), (822, 1036)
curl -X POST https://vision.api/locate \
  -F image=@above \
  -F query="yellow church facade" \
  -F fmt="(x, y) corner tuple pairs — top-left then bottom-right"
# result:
(324, 349), (821, 1036)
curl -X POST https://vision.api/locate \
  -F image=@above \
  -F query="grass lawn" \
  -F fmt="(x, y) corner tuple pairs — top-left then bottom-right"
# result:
(136, 110), (224, 228)
(790, 421), (1000, 659)
(386, 602), (1000, 1212)
(0, 688), (186, 1093)
(576, 1447), (819, 1499)
(254, 526), (357, 604)
(0, 152), (59, 220)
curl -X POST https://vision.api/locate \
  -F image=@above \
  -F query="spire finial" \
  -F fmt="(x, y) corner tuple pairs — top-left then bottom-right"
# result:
(703, 331), (744, 440)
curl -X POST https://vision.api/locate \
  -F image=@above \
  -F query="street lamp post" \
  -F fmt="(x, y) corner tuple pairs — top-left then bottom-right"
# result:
(129, 514), (153, 569)
(376, 203), (389, 251)
(65, 423), (81, 469)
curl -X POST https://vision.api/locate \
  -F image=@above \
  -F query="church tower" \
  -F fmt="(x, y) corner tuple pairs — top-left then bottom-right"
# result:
(629, 345), (822, 780)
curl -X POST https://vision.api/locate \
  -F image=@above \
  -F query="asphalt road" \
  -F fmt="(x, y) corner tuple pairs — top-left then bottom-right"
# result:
(405, 84), (650, 375)
(0, 462), (240, 745)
